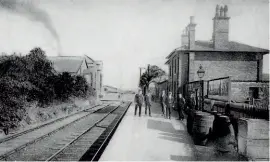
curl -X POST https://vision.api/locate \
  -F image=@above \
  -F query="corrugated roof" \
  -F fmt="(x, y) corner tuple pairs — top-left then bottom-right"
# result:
(48, 56), (84, 73)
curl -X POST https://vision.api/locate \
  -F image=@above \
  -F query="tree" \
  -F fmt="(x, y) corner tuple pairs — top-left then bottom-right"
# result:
(139, 65), (165, 95)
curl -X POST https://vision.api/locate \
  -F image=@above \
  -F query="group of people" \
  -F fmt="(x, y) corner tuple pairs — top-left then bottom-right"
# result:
(160, 90), (185, 120)
(134, 89), (152, 117)
(134, 89), (186, 120)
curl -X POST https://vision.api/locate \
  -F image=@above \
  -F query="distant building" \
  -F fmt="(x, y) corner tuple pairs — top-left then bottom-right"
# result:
(156, 80), (168, 98)
(48, 55), (103, 98)
(49, 56), (88, 75)
(103, 85), (119, 93)
(165, 5), (269, 103)
(154, 75), (169, 99)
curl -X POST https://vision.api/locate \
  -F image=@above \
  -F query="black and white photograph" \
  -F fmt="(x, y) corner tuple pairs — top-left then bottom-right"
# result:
(0, 0), (269, 161)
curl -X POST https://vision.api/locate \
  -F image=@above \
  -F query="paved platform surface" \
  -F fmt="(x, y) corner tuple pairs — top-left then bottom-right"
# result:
(99, 102), (196, 161)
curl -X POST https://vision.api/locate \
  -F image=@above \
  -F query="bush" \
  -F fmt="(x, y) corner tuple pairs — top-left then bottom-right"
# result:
(0, 47), (93, 130)
(72, 75), (89, 98)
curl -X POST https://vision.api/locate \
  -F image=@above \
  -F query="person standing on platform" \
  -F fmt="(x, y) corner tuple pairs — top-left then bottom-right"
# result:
(166, 92), (174, 119)
(134, 89), (144, 117)
(176, 93), (185, 120)
(144, 90), (152, 117)
(190, 93), (197, 110)
(160, 90), (166, 116)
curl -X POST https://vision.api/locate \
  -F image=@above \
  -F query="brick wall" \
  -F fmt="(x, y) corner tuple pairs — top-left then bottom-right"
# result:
(213, 17), (229, 49)
(179, 52), (189, 94)
(189, 52), (196, 82)
(193, 52), (258, 81)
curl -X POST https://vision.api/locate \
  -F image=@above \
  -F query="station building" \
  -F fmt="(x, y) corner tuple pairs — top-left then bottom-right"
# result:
(165, 5), (269, 104)
(48, 55), (103, 98)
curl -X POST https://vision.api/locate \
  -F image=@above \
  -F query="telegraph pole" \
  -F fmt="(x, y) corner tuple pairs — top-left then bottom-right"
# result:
(145, 64), (150, 95)
(147, 64), (150, 75)
(139, 67), (146, 87)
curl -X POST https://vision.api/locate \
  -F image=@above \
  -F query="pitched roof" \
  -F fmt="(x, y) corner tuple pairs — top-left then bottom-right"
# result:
(48, 56), (84, 73)
(166, 40), (269, 62)
(103, 85), (118, 90)
(192, 41), (269, 53)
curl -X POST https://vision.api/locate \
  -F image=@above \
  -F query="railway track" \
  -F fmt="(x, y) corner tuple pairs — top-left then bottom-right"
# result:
(0, 104), (108, 160)
(0, 104), (104, 144)
(80, 102), (131, 161)
(0, 102), (131, 161)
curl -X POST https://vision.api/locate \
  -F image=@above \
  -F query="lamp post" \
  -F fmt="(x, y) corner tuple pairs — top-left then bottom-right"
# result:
(139, 67), (146, 78)
(139, 67), (146, 94)
(196, 64), (205, 111)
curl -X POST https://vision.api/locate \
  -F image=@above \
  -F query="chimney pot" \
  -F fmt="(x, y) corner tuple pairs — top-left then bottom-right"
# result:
(190, 16), (195, 24)
(220, 6), (224, 17)
(224, 5), (228, 17)
(215, 5), (220, 17)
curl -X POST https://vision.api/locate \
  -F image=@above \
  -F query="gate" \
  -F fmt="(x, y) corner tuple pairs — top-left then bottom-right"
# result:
(184, 80), (204, 111)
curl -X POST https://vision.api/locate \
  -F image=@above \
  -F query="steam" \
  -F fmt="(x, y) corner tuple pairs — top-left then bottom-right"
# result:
(0, 0), (61, 56)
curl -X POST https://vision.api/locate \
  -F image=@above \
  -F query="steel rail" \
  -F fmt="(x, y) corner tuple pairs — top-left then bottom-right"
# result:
(90, 102), (131, 161)
(45, 103), (122, 161)
(0, 104), (110, 161)
(0, 104), (102, 144)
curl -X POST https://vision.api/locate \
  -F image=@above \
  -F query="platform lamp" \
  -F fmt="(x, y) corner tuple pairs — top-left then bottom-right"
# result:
(196, 64), (205, 111)
(197, 64), (205, 80)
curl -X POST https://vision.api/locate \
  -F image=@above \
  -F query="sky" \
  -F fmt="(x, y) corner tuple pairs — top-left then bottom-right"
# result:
(0, 0), (269, 90)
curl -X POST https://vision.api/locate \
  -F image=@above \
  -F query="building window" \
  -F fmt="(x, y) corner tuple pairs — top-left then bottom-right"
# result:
(177, 56), (179, 74)
(172, 59), (174, 76)
(90, 73), (93, 87)
(249, 87), (259, 99)
(100, 74), (102, 89)
(170, 64), (172, 77)
(95, 72), (97, 85)
(175, 58), (177, 73)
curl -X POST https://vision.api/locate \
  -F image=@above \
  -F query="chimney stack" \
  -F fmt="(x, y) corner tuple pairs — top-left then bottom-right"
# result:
(212, 4), (230, 49)
(188, 16), (196, 50)
(181, 27), (189, 48)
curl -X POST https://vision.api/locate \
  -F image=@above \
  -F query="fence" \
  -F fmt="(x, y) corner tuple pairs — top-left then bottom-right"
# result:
(204, 77), (269, 120)
(184, 80), (204, 111)
(184, 76), (269, 120)
(207, 76), (231, 102)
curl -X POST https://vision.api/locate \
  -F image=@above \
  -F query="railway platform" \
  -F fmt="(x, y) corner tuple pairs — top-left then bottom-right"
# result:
(99, 102), (196, 161)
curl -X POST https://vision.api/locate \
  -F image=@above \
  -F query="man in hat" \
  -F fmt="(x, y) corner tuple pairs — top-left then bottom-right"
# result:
(144, 90), (152, 117)
(134, 89), (144, 116)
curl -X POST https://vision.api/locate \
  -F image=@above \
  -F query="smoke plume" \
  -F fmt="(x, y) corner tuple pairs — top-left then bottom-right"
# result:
(0, 0), (61, 56)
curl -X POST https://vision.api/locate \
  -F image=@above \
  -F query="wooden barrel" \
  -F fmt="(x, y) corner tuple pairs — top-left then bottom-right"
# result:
(187, 109), (195, 135)
(212, 113), (222, 138)
(192, 111), (214, 145)
(210, 110), (217, 115)
(215, 115), (236, 152)
(208, 111), (218, 139)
